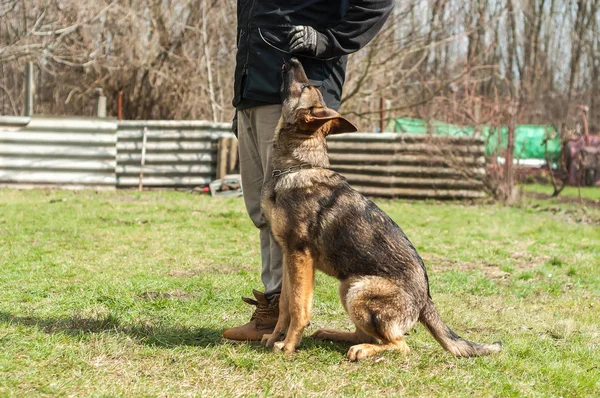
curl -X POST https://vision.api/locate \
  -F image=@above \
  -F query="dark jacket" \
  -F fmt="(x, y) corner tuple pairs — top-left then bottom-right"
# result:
(234, 0), (394, 110)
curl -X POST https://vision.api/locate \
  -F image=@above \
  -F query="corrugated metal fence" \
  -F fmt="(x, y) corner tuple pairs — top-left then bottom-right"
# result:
(328, 133), (486, 199)
(116, 120), (231, 188)
(0, 116), (487, 199)
(0, 116), (117, 188)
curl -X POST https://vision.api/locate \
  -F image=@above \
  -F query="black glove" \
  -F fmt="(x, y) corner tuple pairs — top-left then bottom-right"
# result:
(232, 113), (238, 137)
(288, 26), (318, 56)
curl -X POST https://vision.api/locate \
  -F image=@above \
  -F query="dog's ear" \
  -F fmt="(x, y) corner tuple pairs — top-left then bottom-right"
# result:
(304, 107), (358, 135)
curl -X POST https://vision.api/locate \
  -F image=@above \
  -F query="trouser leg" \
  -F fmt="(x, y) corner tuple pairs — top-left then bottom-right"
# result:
(237, 104), (283, 297)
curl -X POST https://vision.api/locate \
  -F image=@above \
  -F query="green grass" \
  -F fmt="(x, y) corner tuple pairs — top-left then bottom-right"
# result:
(0, 189), (599, 397)
(522, 183), (600, 200)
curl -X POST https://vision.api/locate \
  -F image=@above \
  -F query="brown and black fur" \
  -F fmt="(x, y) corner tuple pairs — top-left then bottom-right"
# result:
(260, 58), (502, 361)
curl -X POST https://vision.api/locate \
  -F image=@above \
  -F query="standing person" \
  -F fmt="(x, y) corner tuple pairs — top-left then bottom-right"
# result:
(223, 0), (394, 341)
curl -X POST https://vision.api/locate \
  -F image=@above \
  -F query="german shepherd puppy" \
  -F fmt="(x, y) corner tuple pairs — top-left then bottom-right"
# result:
(260, 58), (502, 361)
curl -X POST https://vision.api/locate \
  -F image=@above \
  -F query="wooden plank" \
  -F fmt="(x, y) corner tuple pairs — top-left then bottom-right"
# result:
(327, 141), (484, 155)
(331, 164), (486, 177)
(341, 173), (484, 189)
(216, 137), (230, 179)
(329, 152), (485, 165)
(329, 132), (485, 145)
(227, 138), (238, 174)
(351, 185), (487, 199)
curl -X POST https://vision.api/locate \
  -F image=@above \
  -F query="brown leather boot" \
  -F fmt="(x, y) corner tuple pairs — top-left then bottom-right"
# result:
(222, 289), (279, 341)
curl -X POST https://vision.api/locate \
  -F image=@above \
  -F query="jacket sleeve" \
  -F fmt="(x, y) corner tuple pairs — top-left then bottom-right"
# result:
(315, 0), (394, 59)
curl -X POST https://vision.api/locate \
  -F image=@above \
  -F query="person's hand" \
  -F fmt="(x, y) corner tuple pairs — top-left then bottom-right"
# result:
(288, 26), (318, 56)
(232, 113), (238, 137)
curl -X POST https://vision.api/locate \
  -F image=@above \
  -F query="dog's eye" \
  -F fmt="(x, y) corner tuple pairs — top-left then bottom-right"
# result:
(301, 84), (310, 91)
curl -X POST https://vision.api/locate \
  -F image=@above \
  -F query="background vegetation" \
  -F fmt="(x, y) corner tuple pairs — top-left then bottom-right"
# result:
(1, 0), (600, 134)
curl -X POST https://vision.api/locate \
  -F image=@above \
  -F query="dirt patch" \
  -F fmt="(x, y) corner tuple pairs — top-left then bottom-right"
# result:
(168, 269), (204, 277)
(509, 251), (551, 269)
(522, 192), (600, 225)
(168, 262), (251, 277)
(524, 191), (600, 208)
(424, 256), (510, 280)
(138, 290), (192, 300)
(423, 252), (547, 280)
(99, 216), (150, 226)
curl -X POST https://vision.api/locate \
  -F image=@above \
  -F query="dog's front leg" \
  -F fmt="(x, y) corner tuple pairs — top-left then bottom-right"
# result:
(262, 257), (291, 347)
(273, 249), (315, 354)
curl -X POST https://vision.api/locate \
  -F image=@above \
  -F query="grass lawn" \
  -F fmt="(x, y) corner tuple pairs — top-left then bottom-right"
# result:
(521, 183), (600, 201)
(0, 188), (599, 397)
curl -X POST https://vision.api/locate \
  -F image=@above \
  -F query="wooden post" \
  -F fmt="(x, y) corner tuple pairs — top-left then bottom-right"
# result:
(96, 88), (107, 118)
(379, 97), (385, 133)
(117, 91), (123, 120)
(452, 91), (458, 118)
(579, 105), (590, 146)
(216, 137), (228, 179)
(24, 62), (34, 116)
(139, 127), (148, 191)
(505, 103), (516, 200)
(427, 99), (436, 135)
(215, 136), (239, 178)
(474, 99), (481, 136)
(227, 138), (238, 174)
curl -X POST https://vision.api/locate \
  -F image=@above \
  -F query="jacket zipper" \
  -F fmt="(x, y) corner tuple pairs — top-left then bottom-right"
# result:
(243, 0), (257, 75)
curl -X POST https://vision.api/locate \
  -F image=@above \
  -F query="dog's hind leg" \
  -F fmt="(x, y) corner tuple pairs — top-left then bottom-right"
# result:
(343, 276), (419, 361)
(311, 281), (377, 343)
(347, 337), (410, 361)
(311, 327), (377, 344)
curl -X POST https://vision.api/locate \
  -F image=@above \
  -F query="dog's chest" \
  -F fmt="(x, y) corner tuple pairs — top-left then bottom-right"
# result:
(261, 171), (322, 241)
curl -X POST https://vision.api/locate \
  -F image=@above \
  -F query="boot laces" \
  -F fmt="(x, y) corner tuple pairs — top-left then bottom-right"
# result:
(249, 296), (279, 322)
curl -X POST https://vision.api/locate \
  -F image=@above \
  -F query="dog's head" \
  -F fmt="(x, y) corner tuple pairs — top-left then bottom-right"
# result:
(280, 58), (357, 136)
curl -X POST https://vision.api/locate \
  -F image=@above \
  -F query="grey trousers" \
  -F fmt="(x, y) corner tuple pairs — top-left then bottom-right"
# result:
(237, 104), (283, 297)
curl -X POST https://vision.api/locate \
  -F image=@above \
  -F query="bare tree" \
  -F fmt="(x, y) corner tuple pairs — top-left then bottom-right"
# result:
(0, 0), (599, 136)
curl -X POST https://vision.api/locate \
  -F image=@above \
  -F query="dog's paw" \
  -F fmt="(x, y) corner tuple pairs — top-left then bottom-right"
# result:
(262, 332), (284, 348)
(347, 344), (376, 362)
(261, 334), (273, 347)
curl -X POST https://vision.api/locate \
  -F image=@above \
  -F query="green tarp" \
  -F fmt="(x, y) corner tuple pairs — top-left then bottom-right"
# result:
(387, 117), (561, 161)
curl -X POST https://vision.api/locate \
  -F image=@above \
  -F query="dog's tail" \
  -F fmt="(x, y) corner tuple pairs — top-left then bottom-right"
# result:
(419, 299), (502, 357)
